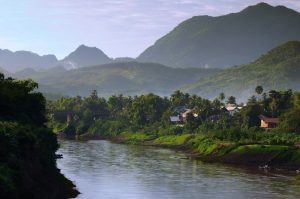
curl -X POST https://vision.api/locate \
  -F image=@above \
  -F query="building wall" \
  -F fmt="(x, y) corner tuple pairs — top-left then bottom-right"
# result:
(261, 120), (269, 128)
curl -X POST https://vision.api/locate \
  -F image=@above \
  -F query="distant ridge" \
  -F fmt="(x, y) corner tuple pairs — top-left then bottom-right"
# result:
(137, 2), (300, 68)
(11, 62), (221, 97)
(0, 49), (58, 72)
(185, 41), (300, 99)
(60, 45), (113, 69)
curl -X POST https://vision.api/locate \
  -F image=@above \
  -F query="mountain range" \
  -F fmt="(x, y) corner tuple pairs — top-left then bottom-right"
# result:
(10, 62), (221, 97)
(185, 41), (300, 100)
(7, 40), (300, 100)
(0, 49), (58, 72)
(137, 3), (300, 68)
(1, 3), (300, 72)
(1, 2), (300, 100)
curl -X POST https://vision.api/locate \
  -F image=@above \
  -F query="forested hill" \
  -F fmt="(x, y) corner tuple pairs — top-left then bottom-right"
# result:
(137, 3), (300, 68)
(0, 74), (78, 199)
(185, 41), (300, 99)
(10, 62), (221, 97)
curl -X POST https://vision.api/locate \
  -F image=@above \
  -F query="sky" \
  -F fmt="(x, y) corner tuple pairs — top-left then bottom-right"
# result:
(0, 0), (299, 59)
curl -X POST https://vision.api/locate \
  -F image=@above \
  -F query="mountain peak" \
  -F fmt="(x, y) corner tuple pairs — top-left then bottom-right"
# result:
(138, 2), (300, 69)
(61, 45), (112, 69)
(241, 2), (298, 15)
(74, 44), (102, 52)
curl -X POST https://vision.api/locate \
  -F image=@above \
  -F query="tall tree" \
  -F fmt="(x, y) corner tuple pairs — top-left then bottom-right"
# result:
(219, 92), (225, 101)
(226, 96), (236, 105)
(255, 86), (263, 95)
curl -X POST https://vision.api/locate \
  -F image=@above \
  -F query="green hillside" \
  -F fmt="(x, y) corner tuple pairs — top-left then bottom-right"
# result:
(185, 41), (300, 99)
(137, 3), (300, 68)
(12, 62), (221, 97)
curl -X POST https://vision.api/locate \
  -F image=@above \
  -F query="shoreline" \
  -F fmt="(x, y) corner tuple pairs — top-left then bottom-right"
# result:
(62, 133), (300, 174)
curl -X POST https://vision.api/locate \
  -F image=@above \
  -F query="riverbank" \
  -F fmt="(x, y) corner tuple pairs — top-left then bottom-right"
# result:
(81, 132), (300, 172)
(0, 123), (79, 199)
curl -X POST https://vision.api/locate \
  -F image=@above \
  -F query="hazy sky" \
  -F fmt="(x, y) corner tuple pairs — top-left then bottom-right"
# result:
(0, 0), (299, 59)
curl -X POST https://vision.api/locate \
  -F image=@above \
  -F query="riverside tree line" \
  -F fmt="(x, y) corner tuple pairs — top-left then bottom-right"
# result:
(48, 87), (300, 145)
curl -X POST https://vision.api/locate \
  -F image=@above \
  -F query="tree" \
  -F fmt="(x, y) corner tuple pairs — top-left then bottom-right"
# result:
(255, 86), (263, 95)
(0, 76), (46, 126)
(294, 92), (300, 110)
(219, 92), (225, 101)
(280, 109), (300, 133)
(247, 95), (257, 105)
(170, 90), (189, 107)
(226, 96), (236, 104)
(185, 112), (199, 131)
(240, 104), (262, 128)
(0, 73), (4, 80)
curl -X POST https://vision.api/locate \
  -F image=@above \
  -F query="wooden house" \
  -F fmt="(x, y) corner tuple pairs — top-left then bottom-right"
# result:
(259, 115), (279, 129)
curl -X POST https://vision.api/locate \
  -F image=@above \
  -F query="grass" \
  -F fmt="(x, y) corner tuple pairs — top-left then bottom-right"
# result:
(153, 134), (193, 146)
(119, 132), (157, 144)
(111, 132), (300, 169)
(231, 145), (289, 154)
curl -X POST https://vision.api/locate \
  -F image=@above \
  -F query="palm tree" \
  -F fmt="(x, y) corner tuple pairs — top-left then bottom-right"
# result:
(219, 92), (225, 102)
(226, 96), (236, 105)
(255, 86), (263, 95)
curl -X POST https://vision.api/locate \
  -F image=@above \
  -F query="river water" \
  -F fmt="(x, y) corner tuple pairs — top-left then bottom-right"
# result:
(57, 140), (300, 199)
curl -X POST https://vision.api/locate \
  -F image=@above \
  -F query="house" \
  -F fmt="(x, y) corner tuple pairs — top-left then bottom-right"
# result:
(170, 115), (183, 123)
(259, 115), (279, 130)
(181, 109), (198, 121)
(222, 104), (242, 116)
(170, 107), (197, 123)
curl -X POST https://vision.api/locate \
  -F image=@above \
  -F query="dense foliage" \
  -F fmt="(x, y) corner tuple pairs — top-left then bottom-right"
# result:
(48, 87), (300, 145)
(0, 73), (77, 199)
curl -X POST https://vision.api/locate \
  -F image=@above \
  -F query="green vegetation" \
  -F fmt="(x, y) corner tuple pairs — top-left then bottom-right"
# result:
(137, 3), (300, 68)
(0, 73), (78, 199)
(11, 62), (220, 97)
(48, 86), (300, 169)
(186, 41), (300, 99)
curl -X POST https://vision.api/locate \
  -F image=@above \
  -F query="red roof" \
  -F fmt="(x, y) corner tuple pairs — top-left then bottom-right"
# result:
(259, 115), (279, 124)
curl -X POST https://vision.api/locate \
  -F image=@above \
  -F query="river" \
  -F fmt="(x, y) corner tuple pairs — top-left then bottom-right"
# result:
(57, 140), (300, 199)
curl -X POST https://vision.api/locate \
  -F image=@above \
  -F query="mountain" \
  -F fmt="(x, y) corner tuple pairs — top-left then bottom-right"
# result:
(185, 41), (300, 100)
(0, 49), (58, 72)
(60, 45), (112, 69)
(0, 45), (114, 71)
(11, 62), (221, 97)
(113, 57), (136, 62)
(137, 3), (300, 69)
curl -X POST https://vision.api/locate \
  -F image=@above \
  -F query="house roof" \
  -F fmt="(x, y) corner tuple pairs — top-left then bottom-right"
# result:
(182, 109), (193, 117)
(226, 106), (239, 111)
(170, 116), (182, 122)
(259, 115), (279, 124)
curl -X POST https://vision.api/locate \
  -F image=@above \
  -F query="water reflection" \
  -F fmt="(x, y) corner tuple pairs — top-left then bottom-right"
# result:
(57, 140), (300, 199)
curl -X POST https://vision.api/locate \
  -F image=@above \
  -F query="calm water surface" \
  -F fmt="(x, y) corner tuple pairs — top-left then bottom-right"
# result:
(57, 140), (300, 199)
